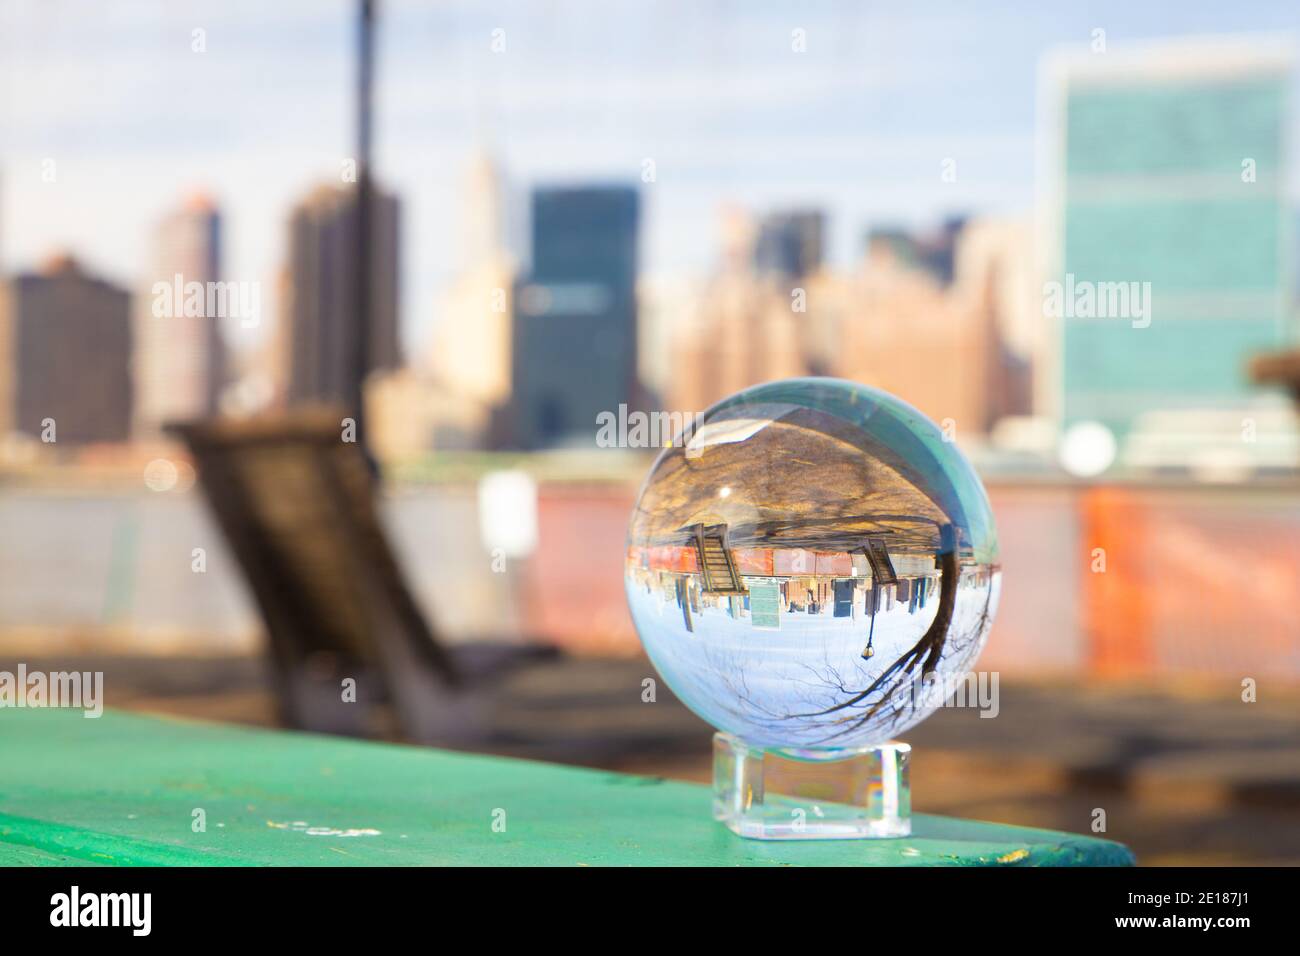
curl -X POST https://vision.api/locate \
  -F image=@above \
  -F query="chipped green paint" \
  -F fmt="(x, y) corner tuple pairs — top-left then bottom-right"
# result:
(0, 709), (1134, 866)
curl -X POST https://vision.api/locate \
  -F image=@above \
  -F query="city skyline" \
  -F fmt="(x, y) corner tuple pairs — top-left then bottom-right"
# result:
(6, 1), (1300, 361)
(3, 10), (1300, 472)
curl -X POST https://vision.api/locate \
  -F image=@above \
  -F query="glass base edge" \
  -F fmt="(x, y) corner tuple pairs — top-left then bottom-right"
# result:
(712, 731), (911, 840)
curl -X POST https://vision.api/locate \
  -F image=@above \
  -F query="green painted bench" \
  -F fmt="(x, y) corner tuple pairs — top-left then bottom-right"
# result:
(0, 709), (1134, 866)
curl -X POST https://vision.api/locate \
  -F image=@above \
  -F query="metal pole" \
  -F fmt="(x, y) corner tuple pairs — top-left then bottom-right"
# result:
(352, 0), (375, 459)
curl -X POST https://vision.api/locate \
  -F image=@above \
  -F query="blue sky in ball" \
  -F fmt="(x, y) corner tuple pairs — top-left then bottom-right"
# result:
(3, 0), (1299, 357)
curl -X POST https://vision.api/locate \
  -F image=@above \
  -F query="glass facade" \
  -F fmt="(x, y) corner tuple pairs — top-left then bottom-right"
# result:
(1059, 71), (1291, 440)
(511, 186), (641, 449)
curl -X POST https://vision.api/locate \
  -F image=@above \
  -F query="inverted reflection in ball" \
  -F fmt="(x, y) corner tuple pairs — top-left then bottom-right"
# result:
(625, 378), (1000, 750)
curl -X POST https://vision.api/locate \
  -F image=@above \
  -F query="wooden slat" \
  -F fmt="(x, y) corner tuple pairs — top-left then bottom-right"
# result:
(0, 709), (1136, 867)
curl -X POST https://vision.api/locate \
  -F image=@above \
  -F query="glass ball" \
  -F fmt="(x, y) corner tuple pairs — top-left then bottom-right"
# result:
(625, 378), (1000, 751)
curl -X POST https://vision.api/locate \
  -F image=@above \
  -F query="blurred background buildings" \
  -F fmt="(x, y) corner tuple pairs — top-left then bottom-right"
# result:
(278, 182), (402, 408)
(508, 184), (641, 449)
(1, 4), (1297, 674)
(134, 194), (225, 439)
(0, 254), (133, 445)
(1, 6), (1296, 671)
(1048, 40), (1296, 474)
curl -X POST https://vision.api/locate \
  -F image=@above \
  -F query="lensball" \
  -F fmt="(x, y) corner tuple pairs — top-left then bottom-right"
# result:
(625, 378), (1000, 751)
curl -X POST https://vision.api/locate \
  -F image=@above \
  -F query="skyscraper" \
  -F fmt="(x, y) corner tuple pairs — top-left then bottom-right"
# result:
(832, 227), (1030, 434)
(429, 153), (515, 417)
(668, 267), (807, 418)
(1043, 38), (1293, 450)
(754, 210), (824, 279)
(134, 193), (225, 437)
(277, 183), (400, 407)
(366, 152), (518, 458)
(0, 254), (132, 444)
(508, 185), (640, 448)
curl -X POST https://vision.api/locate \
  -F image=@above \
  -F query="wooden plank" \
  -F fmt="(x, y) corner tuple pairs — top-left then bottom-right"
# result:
(0, 709), (1133, 866)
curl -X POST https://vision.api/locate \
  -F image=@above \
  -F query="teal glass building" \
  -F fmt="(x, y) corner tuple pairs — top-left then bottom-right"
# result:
(1048, 41), (1294, 448)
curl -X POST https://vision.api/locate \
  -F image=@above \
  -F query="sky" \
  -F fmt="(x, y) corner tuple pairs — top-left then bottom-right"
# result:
(3, 0), (1300, 361)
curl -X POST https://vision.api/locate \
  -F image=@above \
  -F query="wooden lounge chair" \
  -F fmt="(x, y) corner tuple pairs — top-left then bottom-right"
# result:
(168, 408), (555, 745)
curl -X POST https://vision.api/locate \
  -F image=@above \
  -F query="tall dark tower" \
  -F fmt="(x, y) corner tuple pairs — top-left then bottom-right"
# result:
(509, 185), (641, 449)
(281, 183), (400, 408)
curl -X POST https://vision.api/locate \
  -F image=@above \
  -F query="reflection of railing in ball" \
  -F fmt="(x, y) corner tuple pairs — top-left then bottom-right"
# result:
(688, 522), (748, 596)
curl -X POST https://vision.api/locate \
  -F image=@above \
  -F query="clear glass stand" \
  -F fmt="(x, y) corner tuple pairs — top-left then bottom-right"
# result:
(712, 732), (911, 839)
